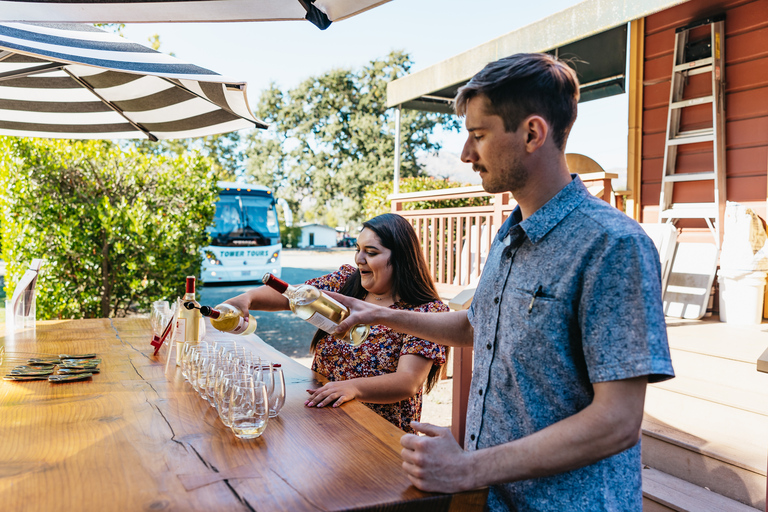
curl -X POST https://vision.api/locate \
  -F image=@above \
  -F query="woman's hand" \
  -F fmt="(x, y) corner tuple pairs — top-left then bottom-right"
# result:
(306, 380), (361, 408)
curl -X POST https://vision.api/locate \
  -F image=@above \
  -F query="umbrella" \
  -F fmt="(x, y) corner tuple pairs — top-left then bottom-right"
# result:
(0, 22), (266, 140)
(0, 0), (392, 30)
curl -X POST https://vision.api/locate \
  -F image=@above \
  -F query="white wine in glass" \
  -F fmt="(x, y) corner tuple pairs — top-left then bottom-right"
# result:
(229, 378), (269, 439)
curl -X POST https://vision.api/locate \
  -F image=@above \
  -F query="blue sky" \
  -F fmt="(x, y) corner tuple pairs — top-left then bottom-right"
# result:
(122, 0), (629, 179)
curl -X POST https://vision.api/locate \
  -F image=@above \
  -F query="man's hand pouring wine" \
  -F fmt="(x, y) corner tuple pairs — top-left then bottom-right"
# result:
(326, 291), (382, 336)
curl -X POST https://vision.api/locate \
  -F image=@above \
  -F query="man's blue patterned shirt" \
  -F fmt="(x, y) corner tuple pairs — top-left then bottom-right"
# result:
(467, 175), (675, 511)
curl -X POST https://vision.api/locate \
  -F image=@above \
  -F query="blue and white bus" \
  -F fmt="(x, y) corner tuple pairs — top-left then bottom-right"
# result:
(201, 181), (290, 283)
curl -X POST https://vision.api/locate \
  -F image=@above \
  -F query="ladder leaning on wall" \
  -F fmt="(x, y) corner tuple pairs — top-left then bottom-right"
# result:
(659, 14), (726, 320)
(658, 14), (726, 244)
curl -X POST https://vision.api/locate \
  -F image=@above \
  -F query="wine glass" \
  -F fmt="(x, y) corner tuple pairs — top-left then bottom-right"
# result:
(150, 300), (169, 338)
(229, 375), (269, 439)
(215, 372), (236, 427)
(180, 343), (198, 381)
(199, 358), (219, 405)
(191, 354), (210, 395)
(266, 365), (286, 418)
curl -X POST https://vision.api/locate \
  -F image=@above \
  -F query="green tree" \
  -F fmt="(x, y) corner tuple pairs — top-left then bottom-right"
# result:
(280, 225), (302, 249)
(363, 176), (491, 219)
(0, 137), (217, 319)
(132, 132), (245, 182)
(244, 51), (460, 226)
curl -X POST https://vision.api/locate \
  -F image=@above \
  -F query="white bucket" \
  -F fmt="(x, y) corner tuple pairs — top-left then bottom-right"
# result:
(717, 269), (767, 325)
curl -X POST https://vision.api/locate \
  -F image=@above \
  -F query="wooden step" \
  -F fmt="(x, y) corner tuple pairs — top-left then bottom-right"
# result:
(664, 318), (768, 363)
(643, 467), (760, 511)
(653, 373), (768, 416)
(658, 349), (768, 415)
(668, 344), (768, 379)
(643, 387), (767, 509)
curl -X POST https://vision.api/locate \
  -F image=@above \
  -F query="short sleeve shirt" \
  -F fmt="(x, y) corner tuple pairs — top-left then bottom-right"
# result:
(467, 176), (675, 511)
(306, 265), (448, 433)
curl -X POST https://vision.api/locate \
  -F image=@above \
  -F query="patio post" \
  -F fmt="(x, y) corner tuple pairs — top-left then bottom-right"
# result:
(393, 104), (401, 194)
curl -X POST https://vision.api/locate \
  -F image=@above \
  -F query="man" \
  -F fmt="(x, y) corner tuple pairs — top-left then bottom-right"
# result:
(332, 53), (674, 511)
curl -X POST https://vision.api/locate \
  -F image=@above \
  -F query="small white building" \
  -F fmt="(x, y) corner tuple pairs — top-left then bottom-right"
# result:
(298, 223), (337, 248)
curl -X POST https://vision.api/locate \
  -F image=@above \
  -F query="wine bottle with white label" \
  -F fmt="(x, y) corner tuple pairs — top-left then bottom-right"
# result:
(176, 276), (202, 365)
(262, 273), (369, 346)
(185, 302), (257, 336)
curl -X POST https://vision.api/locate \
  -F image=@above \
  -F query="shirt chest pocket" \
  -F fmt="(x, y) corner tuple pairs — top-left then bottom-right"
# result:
(505, 285), (572, 340)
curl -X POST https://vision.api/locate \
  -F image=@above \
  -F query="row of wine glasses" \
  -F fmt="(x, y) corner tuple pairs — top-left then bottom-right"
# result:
(179, 341), (286, 439)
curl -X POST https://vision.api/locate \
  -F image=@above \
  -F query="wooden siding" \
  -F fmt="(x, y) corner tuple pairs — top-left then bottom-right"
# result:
(641, 0), (768, 241)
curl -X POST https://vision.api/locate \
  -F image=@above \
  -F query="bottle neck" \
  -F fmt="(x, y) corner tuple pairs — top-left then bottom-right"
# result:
(184, 276), (196, 299)
(263, 273), (290, 294)
(200, 306), (221, 319)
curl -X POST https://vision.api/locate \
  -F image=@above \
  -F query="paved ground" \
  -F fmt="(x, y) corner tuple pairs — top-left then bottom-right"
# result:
(200, 248), (356, 358)
(200, 247), (452, 428)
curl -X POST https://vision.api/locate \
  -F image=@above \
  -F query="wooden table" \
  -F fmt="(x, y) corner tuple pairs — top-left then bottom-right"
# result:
(0, 318), (486, 511)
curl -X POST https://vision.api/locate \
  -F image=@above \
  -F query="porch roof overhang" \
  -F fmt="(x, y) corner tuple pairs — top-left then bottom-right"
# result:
(386, 0), (692, 113)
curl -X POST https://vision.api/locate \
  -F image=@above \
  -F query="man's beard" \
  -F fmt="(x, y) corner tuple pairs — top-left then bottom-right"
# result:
(474, 162), (528, 194)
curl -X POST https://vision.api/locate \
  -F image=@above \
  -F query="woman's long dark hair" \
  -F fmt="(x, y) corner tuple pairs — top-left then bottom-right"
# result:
(311, 213), (447, 393)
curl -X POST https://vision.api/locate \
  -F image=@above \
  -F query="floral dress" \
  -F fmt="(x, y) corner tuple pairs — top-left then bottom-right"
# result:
(305, 264), (448, 433)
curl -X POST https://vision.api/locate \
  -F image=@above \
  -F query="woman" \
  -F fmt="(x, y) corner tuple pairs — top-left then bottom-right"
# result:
(224, 213), (448, 433)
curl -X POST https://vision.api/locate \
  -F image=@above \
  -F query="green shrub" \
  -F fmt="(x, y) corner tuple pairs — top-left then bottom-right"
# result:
(0, 137), (217, 319)
(280, 225), (302, 248)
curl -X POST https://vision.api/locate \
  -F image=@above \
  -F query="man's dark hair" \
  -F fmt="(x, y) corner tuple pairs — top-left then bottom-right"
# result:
(454, 53), (580, 150)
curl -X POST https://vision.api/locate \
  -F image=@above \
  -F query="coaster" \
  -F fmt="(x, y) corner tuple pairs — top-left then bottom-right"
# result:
(48, 373), (93, 383)
(59, 353), (97, 359)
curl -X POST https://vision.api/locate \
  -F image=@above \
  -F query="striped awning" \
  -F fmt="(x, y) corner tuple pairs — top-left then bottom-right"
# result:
(0, 22), (267, 140)
(0, 0), (391, 29)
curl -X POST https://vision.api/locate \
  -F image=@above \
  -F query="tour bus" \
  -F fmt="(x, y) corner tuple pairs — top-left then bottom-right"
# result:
(201, 181), (289, 283)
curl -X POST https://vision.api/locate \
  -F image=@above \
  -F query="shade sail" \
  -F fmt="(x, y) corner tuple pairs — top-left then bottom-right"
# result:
(0, 22), (266, 140)
(0, 0), (391, 29)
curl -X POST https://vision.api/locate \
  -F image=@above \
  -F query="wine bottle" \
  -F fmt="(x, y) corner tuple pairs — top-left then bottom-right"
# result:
(262, 273), (370, 346)
(185, 302), (257, 336)
(176, 276), (202, 365)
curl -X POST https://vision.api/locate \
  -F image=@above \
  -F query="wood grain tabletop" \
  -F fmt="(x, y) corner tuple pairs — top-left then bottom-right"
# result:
(0, 318), (486, 512)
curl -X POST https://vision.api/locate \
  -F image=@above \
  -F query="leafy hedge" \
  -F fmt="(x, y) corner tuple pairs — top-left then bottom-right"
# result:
(0, 137), (218, 319)
(362, 176), (491, 220)
(280, 225), (303, 248)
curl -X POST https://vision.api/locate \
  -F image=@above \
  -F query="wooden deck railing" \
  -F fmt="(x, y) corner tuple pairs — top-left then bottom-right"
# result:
(389, 171), (618, 445)
(390, 185), (515, 300)
(390, 172), (618, 300)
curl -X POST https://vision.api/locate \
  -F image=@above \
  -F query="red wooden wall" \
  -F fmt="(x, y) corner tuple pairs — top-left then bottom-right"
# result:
(641, 0), (768, 240)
